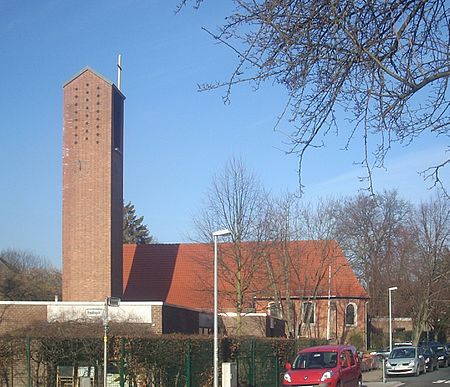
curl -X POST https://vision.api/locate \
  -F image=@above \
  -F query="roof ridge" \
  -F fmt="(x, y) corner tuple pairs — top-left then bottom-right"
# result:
(63, 66), (126, 99)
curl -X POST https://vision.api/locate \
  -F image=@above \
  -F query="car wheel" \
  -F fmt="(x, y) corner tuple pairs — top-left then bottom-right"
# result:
(416, 366), (420, 376)
(436, 362), (439, 371)
(446, 359), (449, 368)
(357, 377), (363, 387)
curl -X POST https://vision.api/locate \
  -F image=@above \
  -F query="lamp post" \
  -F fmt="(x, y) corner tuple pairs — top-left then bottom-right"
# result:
(103, 296), (120, 387)
(213, 229), (232, 387)
(388, 286), (398, 353)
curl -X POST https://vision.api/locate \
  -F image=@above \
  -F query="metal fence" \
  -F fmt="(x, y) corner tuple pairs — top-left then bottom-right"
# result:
(0, 335), (317, 387)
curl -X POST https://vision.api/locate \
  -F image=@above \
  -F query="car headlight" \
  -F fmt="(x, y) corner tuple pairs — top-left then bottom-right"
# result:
(386, 361), (391, 367)
(425, 358), (430, 363)
(283, 373), (292, 383)
(320, 371), (334, 382)
(409, 360), (415, 366)
(438, 356), (444, 360)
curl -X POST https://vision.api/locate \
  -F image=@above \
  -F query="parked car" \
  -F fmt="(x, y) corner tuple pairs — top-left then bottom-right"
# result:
(394, 342), (413, 347)
(385, 346), (426, 377)
(370, 347), (390, 359)
(430, 344), (449, 368)
(419, 340), (441, 348)
(423, 347), (439, 371)
(447, 343), (450, 355)
(283, 345), (362, 387)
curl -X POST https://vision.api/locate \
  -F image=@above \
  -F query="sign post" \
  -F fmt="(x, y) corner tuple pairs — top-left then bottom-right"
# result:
(103, 297), (120, 387)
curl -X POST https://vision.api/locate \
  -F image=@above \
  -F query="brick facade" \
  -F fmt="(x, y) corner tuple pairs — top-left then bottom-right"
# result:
(254, 297), (368, 343)
(221, 313), (286, 337)
(62, 68), (124, 301)
(370, 317), (413, 335)
(0, 303), (47, 335)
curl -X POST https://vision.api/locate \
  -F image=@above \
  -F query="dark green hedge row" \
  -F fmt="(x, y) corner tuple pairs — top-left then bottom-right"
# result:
(0, 324), (326, 387)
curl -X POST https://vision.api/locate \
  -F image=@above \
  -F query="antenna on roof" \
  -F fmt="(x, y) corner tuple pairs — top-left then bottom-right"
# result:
(117, 54), (122, 91)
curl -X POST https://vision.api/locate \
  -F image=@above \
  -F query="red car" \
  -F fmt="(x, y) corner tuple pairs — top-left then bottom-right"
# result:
(283, 345), (362, 387)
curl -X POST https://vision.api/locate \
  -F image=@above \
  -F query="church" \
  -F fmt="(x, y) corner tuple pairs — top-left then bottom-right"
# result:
(0, 66), (368, 341)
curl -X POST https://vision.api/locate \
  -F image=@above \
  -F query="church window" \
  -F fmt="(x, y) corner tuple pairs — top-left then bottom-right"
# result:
(345, 303), (356, 326)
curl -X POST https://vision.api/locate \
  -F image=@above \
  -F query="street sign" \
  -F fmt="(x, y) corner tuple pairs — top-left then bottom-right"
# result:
(85, 308), (103, 317)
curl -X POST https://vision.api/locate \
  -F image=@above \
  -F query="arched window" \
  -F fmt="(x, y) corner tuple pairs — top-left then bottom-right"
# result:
(345, 303), (356, 325)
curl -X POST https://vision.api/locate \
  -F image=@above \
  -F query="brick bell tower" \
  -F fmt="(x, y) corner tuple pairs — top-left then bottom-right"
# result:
(62, 67), (125, 301)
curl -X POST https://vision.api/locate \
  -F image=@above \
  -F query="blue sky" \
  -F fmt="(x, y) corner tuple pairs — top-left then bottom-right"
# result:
(1, 1), (448, 268)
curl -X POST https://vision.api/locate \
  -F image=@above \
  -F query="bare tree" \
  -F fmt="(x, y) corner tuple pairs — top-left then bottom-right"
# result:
(260, 194), (298, 337)
(193, 157), (267, 333)
(0, 249), (61, 301)
(261, 195), (346, 339)
(180, 0), (450, 194)
(335, 190), (413, 316)
(408, 191), (450, 344)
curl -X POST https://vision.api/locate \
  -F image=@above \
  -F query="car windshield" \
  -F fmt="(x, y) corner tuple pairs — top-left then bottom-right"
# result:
(390, 348), (416, 359)
(293, 351), (338, 369)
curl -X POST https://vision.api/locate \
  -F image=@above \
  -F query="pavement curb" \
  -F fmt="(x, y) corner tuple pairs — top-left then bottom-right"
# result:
(364, 382), (404, 387)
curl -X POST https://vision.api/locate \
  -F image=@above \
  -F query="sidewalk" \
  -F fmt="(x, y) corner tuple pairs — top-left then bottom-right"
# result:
(362, 368), (404, 387)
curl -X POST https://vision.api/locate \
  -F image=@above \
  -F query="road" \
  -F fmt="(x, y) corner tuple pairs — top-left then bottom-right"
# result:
(387, 365), (450, 386)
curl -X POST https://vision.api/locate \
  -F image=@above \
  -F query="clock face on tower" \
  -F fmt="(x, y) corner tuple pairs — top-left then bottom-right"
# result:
(77, 159), (82, 171)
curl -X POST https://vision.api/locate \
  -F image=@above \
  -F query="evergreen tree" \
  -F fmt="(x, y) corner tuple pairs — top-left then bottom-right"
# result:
(123, 201), (153, 244)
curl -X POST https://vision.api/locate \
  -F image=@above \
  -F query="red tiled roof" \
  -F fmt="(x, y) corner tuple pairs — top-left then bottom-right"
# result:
(122, 240), (368, 312)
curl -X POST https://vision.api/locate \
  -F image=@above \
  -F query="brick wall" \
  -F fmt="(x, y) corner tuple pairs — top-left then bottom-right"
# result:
(221, 314), (285, 337)
(370, 317), (413, 334)
(162, 305), (200, 334)
(0, 304), (47, 335)
(151, 304), (163, 334)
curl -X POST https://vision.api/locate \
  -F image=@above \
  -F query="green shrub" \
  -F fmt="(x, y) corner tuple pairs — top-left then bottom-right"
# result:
(347, 332), (364, 351)
(370, 332), (387, 350)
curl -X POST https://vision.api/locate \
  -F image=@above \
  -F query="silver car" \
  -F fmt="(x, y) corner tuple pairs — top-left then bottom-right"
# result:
(385, 346), (426, 377)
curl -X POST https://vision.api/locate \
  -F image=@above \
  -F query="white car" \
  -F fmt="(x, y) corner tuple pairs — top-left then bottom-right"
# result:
(385, 346), (426, 377)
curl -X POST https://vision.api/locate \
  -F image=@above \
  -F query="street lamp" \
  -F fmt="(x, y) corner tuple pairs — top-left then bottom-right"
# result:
(213, 229), (232, 387)
(103, 296), (121, 387)
(388, 286), (398, 353)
